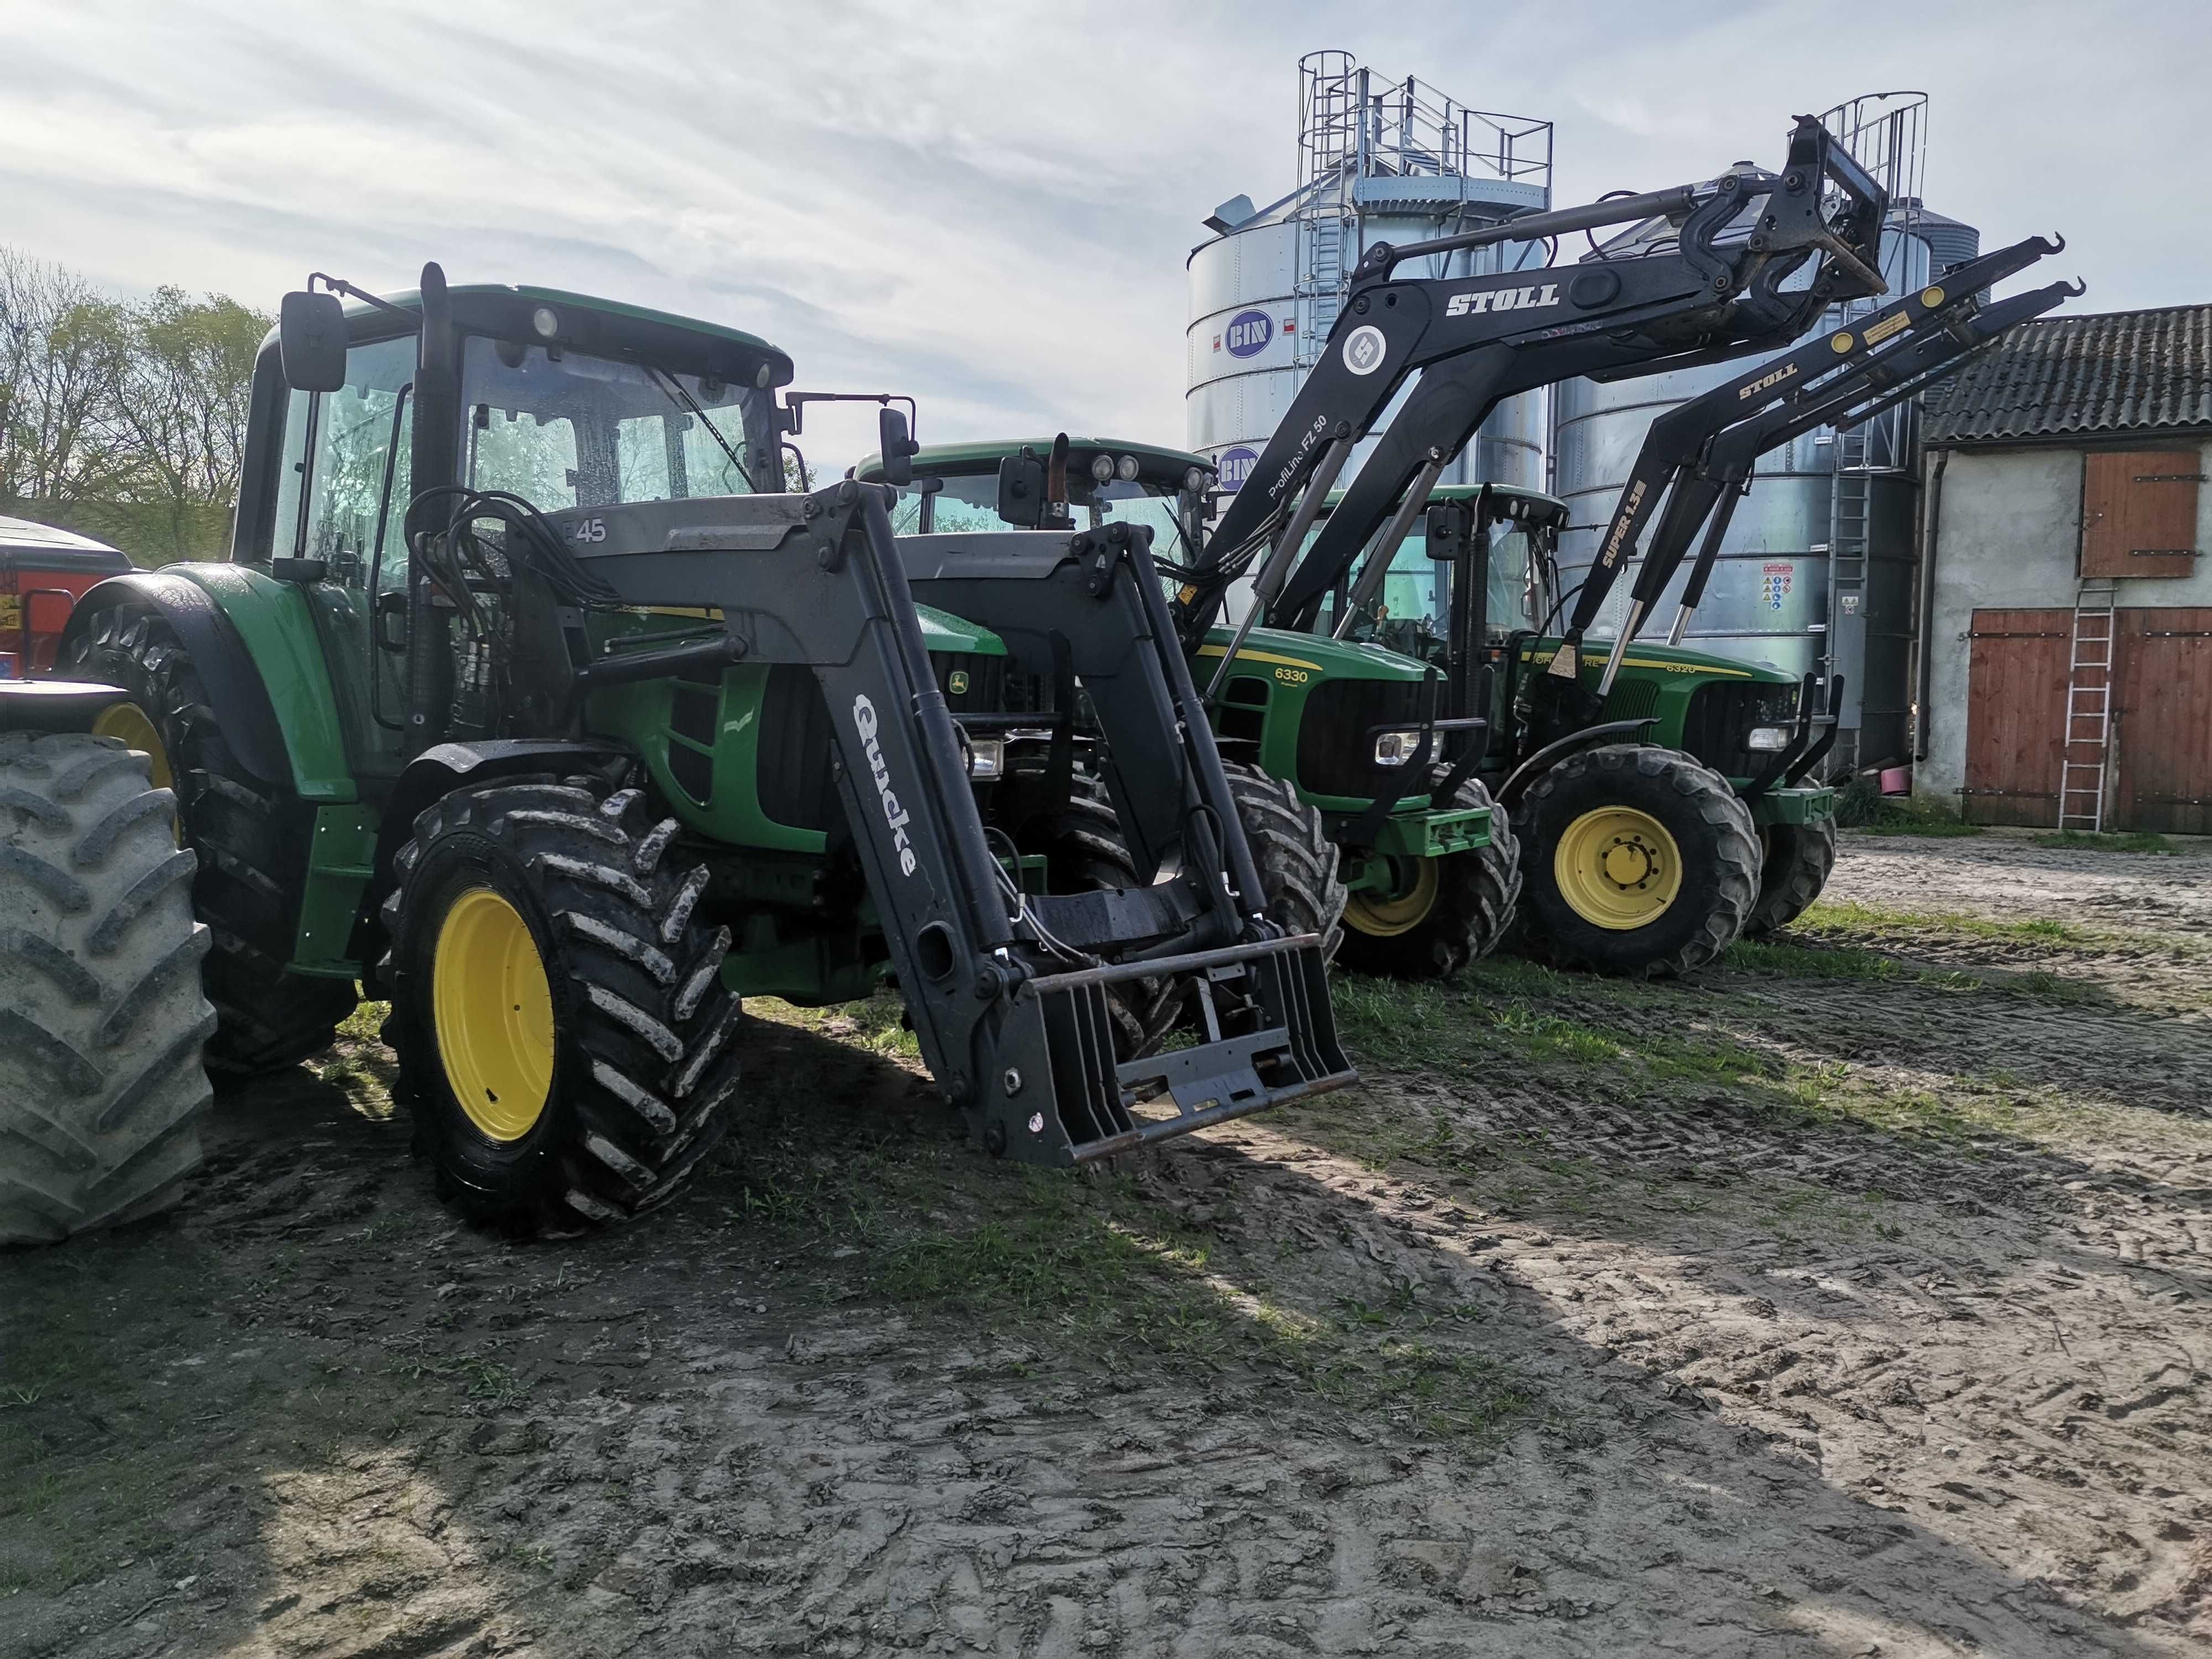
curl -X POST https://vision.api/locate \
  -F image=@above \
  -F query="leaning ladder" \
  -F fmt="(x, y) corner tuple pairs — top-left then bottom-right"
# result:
(2058, 579), (2117, 831)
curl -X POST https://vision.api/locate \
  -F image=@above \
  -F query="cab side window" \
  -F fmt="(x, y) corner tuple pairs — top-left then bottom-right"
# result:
(270, 335), (415, 593)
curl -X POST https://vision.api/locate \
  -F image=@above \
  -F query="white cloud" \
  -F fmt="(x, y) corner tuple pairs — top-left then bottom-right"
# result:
(2, 0), (2204, 474)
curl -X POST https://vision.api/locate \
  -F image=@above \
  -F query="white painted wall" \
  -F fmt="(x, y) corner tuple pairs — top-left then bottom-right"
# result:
(1916, 439), (2212, 814)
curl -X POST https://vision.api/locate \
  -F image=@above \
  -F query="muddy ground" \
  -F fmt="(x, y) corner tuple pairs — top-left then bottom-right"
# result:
(4, 828), (2208, 1657)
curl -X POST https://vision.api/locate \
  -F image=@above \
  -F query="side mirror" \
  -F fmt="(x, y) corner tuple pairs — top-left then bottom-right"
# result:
(1424, 502), (1474, 562)
(279, 290), (347, 393)
(996, 450), (1045, 529)
(878, 406), (919, 488)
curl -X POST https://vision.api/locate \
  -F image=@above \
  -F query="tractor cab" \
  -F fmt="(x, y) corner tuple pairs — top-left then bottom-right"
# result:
(1301, 483), (1822, 794)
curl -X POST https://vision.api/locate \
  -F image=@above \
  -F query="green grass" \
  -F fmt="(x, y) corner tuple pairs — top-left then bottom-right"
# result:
(1724, 935), (1981, 989)
(337, 997), (389, 1040)
(1797, 899), (2095, 948)
(1834, 780), (1984, 837)
(1847, 812), (1987, 838)
(2029, 829), (2191, 854)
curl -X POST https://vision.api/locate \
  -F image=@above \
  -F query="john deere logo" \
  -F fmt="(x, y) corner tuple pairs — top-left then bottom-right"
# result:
(947, 670), (969, 695)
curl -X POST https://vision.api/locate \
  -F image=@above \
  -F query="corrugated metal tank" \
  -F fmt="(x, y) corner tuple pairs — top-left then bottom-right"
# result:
(1551, 203), (1978, 768)
(1187, 56), (1553, 504)
(1187, 205), (1550, 497)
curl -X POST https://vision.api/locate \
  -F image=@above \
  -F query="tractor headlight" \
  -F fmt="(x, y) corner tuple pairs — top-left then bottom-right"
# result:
(1183, 466), (1207, 493)
(531, 306), (559, 339)
(1373, 729), (1423, 767)
(966, 738), (1005, 780)
(1746, 726), (1792, 752)
(1089, 453), (1115, 483)
(1117, 454), (1140, 482)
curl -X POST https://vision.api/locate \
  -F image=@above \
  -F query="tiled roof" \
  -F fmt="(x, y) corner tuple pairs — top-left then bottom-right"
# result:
(1922, 304), (2212, 445)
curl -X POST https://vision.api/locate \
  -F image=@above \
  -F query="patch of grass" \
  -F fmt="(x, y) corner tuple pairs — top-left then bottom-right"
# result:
(1725, 935), (1979, 990)
(337, 997), (389, 1041)
(1333, 968), (1775, 1093)
(2029, 829), (2189, 854)
(1798, 899), (2095, 949)
(1835, 779), (1984, 836)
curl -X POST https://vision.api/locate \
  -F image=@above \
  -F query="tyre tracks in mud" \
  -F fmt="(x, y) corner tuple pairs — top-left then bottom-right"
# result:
(4, 834), (2210, 1657)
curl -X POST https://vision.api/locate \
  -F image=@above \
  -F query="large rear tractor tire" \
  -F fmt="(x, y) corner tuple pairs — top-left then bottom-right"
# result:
(0, 731), (215, 1243)
(1337, 775), (1522, 979)
(1744, 817), (1838, 937)
(62, 603), (356, 1081)
(382, 778), (741, 1235)
(1516, 744), (1759, 978)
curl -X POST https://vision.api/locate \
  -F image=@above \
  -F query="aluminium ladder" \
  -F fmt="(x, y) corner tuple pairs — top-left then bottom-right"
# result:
(2057, 578), (2117, 831)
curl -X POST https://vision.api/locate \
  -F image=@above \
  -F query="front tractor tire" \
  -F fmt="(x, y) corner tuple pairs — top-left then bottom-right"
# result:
(64, 602), (356, 1080)
(383, 779), (743, 1235)
(1337, 776), (1523, 979)
(1516, 744), (1759, 978)
(1745, 817), (1839, 937)
(0, 731), (216, 1243)
(1222, 761), (1347, 961)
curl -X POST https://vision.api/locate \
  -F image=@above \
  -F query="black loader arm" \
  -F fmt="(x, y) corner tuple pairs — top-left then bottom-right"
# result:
(1561, 233), (2073, 684)
(1645, 267), (2083, 650)
(1185, 114), (1891, 658)
(560, 487), (1352, 1167)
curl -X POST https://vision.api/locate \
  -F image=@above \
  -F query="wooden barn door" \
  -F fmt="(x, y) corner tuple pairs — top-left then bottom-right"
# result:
(2114, 609), (2212, 833)
(1963, 609), (2071, 826)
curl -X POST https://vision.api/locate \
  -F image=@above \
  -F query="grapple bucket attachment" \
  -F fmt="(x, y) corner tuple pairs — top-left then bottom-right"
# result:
(980, 932), (1350, 1166)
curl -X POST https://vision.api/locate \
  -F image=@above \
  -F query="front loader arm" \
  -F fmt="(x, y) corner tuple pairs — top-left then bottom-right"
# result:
(1658, 273), (2083, 640)
(566, 486), (1353, 1166)
(1181, 114), (1891, 654)
(1559, 236), (2074, 684)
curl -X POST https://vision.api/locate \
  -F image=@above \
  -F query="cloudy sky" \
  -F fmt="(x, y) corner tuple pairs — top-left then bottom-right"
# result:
(5, 0), (2204, 473)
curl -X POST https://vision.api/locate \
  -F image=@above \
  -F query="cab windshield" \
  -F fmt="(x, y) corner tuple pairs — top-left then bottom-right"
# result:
(891, 473), (1194, 567)
(460, 336), (758, 512)
(1316, 517), (1545, 644)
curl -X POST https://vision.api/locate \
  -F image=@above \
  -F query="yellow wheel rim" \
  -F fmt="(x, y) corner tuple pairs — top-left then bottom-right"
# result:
(431, 887), (555, 1141)
(90, 701), (173, 792)
(1345, 856), (1441, 937)
(1554, 806), (1682, 931)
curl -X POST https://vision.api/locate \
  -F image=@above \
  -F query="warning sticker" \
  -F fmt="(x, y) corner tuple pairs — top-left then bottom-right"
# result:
(1760, 561), (1794, 612)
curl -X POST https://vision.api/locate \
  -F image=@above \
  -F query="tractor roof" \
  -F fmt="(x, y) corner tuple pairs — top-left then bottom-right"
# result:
(1321, 480), (1569, 527)
(263, 283), (797, 388)
(857, 437), (1214, 484)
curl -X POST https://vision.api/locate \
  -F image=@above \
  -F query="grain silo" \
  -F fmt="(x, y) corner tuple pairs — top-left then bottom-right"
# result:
(1188, 51), (1553, 501)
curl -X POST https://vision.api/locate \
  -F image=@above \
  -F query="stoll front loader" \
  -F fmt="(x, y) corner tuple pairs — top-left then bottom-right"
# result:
(1172, 118), (2073, 976)
(0, 269), (1353, 1244)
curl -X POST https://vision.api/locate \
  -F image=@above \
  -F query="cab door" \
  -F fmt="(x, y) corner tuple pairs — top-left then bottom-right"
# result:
(269, 333), (416, 780)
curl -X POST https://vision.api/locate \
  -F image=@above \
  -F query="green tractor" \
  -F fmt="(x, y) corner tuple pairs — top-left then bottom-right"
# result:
(1307, 479), (1837, 973)
(0, 266), (1354, 1244)
(862, 437), (1521, 980)
(860, 441), (1826, 978)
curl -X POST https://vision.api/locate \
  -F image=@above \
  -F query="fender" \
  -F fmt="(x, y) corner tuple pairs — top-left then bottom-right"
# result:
(1496, 719), (1658, 813)
(56, 570), (295, 789)
(368, 738), (638, 911)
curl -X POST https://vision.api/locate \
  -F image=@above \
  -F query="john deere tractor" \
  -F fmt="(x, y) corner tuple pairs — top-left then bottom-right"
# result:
(862, 444), (1829, 979)
(0, 265), (1353, 1244)
(859, 437), (1520, 980)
